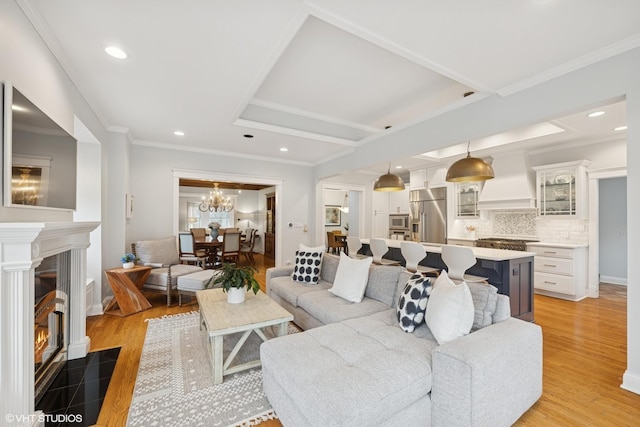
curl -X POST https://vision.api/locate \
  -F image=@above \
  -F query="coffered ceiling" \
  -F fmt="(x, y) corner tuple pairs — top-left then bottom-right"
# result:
(18, 0), (640, 177)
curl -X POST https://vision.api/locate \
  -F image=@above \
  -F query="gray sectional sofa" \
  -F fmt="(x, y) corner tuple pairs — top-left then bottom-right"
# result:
(261, 253), (543, 426)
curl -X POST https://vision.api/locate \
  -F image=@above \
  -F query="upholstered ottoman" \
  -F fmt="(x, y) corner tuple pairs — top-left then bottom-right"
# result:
(177, 269), (220, 305)
(261, 309), (437, 426)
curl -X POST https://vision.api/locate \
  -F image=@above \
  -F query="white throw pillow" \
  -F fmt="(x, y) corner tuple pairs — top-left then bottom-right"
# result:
(328, 252), (373, 303)
(425, 270), (474, 344)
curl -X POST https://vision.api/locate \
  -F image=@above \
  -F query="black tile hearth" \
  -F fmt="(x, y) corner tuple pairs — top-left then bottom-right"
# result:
(36, 347), (120, 427)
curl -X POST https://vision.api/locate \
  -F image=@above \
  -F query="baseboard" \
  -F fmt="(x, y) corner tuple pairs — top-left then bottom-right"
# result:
(86, 303), (104, 316)
(600, 275), (627, 286)
(622, 370), (640, 395)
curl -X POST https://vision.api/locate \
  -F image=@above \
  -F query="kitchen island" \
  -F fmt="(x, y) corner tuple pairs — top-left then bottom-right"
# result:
(360, 239), (536, 321)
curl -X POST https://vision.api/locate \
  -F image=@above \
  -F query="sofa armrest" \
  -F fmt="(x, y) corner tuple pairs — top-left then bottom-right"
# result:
(266, 266), (294, 295)
(431, 318), (542, 427)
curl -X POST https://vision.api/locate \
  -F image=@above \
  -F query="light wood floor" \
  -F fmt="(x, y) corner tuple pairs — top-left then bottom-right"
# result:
(89, 259), (640, 426)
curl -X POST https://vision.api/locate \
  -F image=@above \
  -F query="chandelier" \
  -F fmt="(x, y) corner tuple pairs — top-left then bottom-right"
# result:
(12, 167), (41, 205)
(199, 182), (234, 212)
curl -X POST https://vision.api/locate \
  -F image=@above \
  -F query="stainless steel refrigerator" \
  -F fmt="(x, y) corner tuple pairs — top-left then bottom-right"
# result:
(409, 188), (447, 243)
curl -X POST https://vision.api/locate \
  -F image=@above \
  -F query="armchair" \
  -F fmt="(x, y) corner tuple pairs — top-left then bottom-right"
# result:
(131, 236), (202, 306)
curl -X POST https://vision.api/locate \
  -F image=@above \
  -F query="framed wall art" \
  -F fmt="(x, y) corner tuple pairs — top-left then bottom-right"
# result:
(324, 205), (341, 226)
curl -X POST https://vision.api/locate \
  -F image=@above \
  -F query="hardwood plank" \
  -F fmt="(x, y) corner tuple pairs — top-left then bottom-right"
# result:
(89, 259), (640, 426)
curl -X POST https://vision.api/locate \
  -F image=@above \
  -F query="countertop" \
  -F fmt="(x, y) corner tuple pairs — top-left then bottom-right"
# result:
(360, 238), (536, 261)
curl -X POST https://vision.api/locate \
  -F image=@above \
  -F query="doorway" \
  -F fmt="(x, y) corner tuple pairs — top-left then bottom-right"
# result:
(588, 167), (627, 297)
(318, 182), (366, 248)
(172, 169), (284, 266)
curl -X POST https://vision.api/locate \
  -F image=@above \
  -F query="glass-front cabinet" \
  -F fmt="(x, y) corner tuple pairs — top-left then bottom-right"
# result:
(456, 182), (480, 218)
(533, 160), (590, 217)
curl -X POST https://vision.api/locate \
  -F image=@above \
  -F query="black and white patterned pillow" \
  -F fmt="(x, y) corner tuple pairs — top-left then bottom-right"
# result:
(291, 250), (323, 284)
(396, 274), (432, 333)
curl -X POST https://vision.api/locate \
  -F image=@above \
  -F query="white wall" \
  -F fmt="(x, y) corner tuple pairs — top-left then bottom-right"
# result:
(0, 1), (107, 222)
(128, 144), (314, 267)
(599, 177), (627, 284)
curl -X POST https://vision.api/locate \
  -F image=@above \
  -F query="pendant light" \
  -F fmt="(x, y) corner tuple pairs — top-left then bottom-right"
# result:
(339, 191), (349, 213)
(373, 163), (406, 192)
(445, 142), (495, 182)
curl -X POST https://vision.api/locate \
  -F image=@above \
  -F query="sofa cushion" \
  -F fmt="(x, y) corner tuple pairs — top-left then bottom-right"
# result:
(269, 276), (332, 307)
(260, 310), (436, 426)
(298, 291), (390, 325)
(328, 253), (373, 303)
(364, 263), (404, 307)
(135, 236), (179, 266)
(177, 269), (220, 291)
(396, 274), (432, 333)
(144, 264), (202, 289)
(425, 270), (474, 344)
(291, 250), (323, 284)
(319, 253), (340, 284)
(467, 281), (499, 329)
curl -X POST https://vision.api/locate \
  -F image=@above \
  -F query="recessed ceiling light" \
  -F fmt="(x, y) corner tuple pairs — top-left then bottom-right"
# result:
(105, 46), (128, 59)
(174, 131), (185, 136)
(395, 165), (402, 169)
(280, 147), (288, 152)
(614, 125), (628, 131)
(243, 134), (254, 139)
(587, 111), (605, 118)
(11, 104), (27, 112)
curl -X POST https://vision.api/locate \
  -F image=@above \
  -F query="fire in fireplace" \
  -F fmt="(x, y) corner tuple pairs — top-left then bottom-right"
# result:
(34, 252), (70, 404)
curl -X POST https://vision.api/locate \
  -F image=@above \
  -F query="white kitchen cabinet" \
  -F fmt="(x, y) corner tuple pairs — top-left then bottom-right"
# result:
(533, 160), (590, 218)
(527, 243), (588, 301)
(389, 188), (410, 214)
(447, 238), (475, 247)
(455, 182), (480, 218)
(426, 166), (447, 188)
(409, 169), (427, 190)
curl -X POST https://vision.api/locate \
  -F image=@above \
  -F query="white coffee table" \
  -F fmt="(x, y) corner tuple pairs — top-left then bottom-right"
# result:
(196, 288), (293, 384)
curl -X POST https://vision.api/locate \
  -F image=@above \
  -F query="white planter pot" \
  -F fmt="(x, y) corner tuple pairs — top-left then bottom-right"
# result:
(226, 287), (246, 304)
(122, 262), (135, 270)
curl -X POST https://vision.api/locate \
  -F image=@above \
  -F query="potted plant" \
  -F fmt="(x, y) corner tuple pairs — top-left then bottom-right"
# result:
(207, 262), (260, 304)
(121, 253), (137, 269)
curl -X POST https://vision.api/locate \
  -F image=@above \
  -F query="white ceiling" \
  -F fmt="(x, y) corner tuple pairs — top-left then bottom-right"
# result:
(19, 0), (640, 177)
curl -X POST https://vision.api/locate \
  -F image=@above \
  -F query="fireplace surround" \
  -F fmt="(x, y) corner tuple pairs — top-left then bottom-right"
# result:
(0, 222), (99, 426)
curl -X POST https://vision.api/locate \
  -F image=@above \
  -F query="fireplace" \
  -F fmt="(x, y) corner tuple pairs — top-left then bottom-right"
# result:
(0, 222), (100, 426)
(34, 252), (70, 404)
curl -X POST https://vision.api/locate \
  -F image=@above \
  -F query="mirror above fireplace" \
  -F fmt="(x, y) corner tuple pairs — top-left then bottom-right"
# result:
(2, 82), (77, 210)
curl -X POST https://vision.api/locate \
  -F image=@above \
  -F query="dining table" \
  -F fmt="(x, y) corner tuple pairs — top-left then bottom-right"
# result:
(194, 236), (223, 268)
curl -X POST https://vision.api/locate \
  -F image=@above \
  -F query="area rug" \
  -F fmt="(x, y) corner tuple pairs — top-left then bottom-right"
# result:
(126, 311), (299, 427)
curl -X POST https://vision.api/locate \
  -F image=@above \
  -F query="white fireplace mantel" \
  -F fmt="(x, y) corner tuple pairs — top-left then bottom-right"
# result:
(0, 221), (100, 426)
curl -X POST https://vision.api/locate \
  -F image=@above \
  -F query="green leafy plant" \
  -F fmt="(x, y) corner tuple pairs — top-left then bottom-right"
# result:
(207, 263), (260, 294)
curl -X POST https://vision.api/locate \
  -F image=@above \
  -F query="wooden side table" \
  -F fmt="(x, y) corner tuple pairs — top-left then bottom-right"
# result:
(104, 265), (153, 316)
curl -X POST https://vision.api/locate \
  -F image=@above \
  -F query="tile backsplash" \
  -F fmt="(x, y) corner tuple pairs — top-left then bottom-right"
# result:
(493, 212), (537, 236)
(451, 211), (589, 244)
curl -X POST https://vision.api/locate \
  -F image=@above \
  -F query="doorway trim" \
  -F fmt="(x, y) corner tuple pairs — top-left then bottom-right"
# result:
(587, 166), (627, 298)
(172, 168), (284, 266)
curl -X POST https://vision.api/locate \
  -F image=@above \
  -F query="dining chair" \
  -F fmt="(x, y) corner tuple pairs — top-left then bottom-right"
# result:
(218, 230), (242, 264)
(178, 232), (208, 268)
(191, 228), (207, 238)
(240, 229), (258, 264)
(440, 245), (488, 283)
(326, 231), (346, 254)
(400, 241), (438, 274)
(370, 238), (399, 265)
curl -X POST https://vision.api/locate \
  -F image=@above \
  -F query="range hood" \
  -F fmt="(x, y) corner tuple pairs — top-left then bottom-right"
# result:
(477, 151), (536, 210)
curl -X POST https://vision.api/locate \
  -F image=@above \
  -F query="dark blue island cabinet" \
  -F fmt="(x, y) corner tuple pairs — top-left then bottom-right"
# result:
(361, 243), (535, 322)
